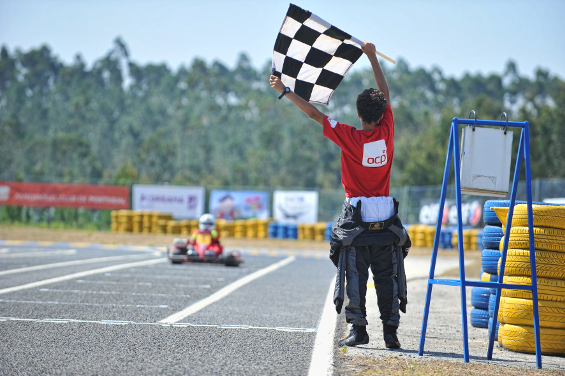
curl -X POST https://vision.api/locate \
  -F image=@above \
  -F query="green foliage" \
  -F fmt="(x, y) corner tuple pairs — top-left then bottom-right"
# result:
(0, 40), (563, 189)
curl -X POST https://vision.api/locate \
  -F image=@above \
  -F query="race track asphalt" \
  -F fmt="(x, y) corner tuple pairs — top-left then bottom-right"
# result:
(0, 244), (336, 375)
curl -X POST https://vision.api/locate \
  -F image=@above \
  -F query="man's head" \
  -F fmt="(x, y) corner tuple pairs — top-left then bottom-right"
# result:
(356, 88), (387, 125)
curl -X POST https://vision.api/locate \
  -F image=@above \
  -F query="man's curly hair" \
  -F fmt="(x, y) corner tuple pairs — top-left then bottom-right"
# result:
(356, 88), (387, 124)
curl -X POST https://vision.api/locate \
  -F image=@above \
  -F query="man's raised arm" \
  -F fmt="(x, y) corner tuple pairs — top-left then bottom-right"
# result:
(362, 41), (391, 105)
(269, 75), (325, 126)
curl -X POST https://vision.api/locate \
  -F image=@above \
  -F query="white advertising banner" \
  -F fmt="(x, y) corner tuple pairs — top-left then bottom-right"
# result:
(273, 190), (318, 224)
(132, 185), (205, 219)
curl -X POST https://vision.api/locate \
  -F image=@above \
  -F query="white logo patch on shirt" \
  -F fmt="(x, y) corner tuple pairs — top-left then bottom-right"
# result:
(328, 118), (337, 128)
(362, 139), (387, 167)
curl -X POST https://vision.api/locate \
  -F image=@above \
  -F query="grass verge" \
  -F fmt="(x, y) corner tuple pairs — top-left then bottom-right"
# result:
(337, 355), (563, 376)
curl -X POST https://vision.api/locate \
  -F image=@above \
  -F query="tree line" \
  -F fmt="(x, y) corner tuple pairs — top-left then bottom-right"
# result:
(1, 38), (564, 190)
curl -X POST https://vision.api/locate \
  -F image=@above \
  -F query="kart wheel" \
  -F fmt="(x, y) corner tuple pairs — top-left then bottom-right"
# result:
(224, 251), (242, 267)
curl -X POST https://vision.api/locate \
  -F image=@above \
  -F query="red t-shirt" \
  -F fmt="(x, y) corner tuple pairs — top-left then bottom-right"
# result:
(323, 105), (394, 198)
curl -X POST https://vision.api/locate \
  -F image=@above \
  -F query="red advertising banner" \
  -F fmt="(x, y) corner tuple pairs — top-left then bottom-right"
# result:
(0, 182), (129, 210)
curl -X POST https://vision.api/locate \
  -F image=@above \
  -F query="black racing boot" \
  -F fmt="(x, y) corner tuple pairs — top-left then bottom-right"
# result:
(383, 324), (401, 349)
(337, 325), (369, 347)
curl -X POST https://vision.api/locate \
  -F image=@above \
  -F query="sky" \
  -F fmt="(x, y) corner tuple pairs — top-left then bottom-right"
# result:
(1, 0), (564, 79)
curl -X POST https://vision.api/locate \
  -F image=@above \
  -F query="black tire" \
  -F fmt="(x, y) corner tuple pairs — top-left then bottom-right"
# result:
(482, 249), (501, 274)
(223, 252), (241, 267)
(471, 308), (489, 328)
(471, 287), (491, 309)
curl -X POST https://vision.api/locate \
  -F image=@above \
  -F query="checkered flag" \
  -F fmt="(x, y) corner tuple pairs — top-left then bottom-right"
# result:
(272, 4), (364, 105)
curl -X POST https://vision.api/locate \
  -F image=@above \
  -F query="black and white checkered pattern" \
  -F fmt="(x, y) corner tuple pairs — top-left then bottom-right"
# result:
(272, 4), (364, 105)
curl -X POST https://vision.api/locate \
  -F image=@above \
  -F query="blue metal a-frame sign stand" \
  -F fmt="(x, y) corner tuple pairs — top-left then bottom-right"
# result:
(417, 113), (543, 368)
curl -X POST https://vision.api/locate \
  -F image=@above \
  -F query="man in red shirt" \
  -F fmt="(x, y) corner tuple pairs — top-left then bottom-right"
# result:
(270, 41), (405, 349)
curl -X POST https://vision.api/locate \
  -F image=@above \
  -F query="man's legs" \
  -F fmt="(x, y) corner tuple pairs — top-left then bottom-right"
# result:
(338, 247), (370, 347)
(370, 244), (401, 348)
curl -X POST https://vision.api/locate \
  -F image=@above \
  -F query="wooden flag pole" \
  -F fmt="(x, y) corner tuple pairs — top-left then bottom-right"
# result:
(375, 50), (396, 64)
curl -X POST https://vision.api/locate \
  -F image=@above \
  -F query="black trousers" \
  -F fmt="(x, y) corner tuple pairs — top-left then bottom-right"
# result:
(344, 243), (398, 327)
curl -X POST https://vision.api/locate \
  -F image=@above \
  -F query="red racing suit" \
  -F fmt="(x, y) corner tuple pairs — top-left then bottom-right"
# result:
(188, 229), (223, 256)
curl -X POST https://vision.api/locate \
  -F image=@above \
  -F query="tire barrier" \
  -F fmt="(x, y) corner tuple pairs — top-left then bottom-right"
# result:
(484, 200), (553, 226)
(451, 228), (481, 251)
(489, 292), (497, 317)
(501, 324), (565, 355)
(497, 249), (565, 279)
(314, 222), (326, 241)
(488, 317), (500, 340)
(502, 297), (565, 329)
(324, 222), (333, 242)
(111, 212), (331, 240)
(470, 308), (489, 328)
(407, 225), (436, 248)
(502, 276), (565, 302)
(269, 222), (326, 240)
(492, 204), (565, 231)
(484, 200), (508, 226)
(498, 323), (504, 343)
(482, 225), (504, 249)
(482, 249), (501, 274)
(111, 210), (175, 234)
(471, 287), (491, 310)
(486, 200), (565, 356)
(480, 271), (498, 294)
(498, 296), (507, 324)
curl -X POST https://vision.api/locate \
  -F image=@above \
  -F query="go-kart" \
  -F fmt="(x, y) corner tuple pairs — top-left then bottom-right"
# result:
(168, 236), (242, 267)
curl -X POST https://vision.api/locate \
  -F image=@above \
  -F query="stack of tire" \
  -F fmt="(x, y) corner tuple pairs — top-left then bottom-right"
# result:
(490, 202), (565, 355)
(470, 281), (491, 329)
(481, 200), (506, 337)
(472, 200), (501, 331)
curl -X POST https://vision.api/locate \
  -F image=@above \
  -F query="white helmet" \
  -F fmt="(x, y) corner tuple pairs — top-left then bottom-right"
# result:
(199, 213), (216, 231)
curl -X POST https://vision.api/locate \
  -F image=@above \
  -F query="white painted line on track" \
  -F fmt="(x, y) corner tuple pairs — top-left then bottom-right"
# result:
(0, 249), (77, 258)
(39, 288), (191, 298)
(0, 299), (168, 308)
(159, 255), (296, 324)
(308, 277), (338, 376)
(0, 254), (151, 276)
(0, 248), (9, 253)
(0, 316), (316, 332)
(0, 258), (166, 295)
(74, 280), (211, 288)
(103, 272), (220, 281)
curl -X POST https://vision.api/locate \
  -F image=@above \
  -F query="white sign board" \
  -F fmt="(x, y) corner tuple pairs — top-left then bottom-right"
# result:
(460, 126), (513, 197)
(273, 190), (318, 224)
(132, 185), (205, 219)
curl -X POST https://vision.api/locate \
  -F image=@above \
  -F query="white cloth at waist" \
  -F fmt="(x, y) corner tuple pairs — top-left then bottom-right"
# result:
(346, 196), (395, 222)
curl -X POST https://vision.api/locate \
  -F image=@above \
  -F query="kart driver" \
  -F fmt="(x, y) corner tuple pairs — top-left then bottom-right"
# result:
(189, 214), (223, 257)
(269, 41), (410, 349)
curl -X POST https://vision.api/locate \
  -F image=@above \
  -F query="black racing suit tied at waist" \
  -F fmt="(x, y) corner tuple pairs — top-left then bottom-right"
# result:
(331, 198), (411, 315)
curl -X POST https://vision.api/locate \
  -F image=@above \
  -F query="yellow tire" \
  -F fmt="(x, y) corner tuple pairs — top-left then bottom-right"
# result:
(501, 323), (565, 355)
(503, 237), (565, 253)
(498, 323), (504, 343)
(502, 276), (565, 302)
(492, 206), (565, 230)
(503, 297), (565, 329)
(514, 204), (565, 216)
(498, 296), (506, 324)
(510, 226), (565, 237)
(481, 272), (494, 282)
(497, 249), (565, 279)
